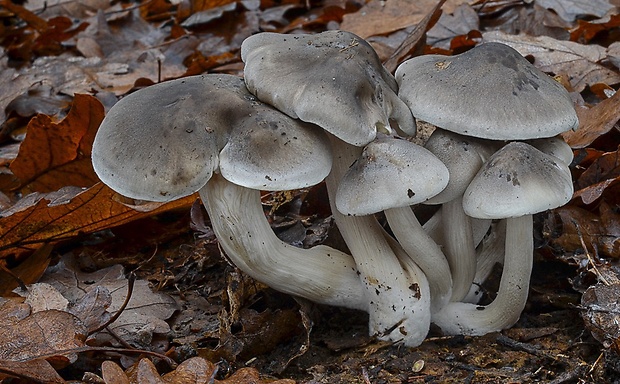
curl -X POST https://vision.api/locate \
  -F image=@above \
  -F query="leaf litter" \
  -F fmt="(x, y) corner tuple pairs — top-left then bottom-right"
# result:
(0, 0), (620, 382)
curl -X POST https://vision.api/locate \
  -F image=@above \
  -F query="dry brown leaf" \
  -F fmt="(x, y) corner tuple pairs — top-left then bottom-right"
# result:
(546, 204), (620, 258)
(563, 90), (620, 148)
(162, 357), (215, 383)
(608, 41), (620, 69)
(0, 243), (52, 296)
(0, 358), (65, 383)
(482, 30), (620, 91)
(0, 183), (196, 259)
(535, 0), (616, 22)
(0, 305), (87, 367)
(426, 3), (479, 49)
(382, 0), (447, 73)
(39, 255), (178, 348)
(341, 0), (440, 39)
(570, 14), (620, 43)
(127, 357), (165, 383)
(102, 360), (131, 384)
(575, 148), (620, 192)
(582, 279), (620, 349)
(8, 94), (103, 193)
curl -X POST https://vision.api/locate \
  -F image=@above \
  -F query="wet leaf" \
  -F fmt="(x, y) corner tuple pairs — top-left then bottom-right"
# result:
(0, 243), (52, 296)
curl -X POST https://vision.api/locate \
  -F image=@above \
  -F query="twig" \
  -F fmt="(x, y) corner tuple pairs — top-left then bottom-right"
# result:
(89, 273), (136, 335)
(18, 345), (177, 369)
(383, 0), (447, 73)
(573, 219), (610, 286)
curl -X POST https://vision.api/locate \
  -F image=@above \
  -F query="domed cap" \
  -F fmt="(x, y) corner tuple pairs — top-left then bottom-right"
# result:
(93, 74), (333, 201)
(219, 111), (332, 191)
(241, 30), (416, 146)
(396, 42), (578, 140)
(336, 137), (448, 215)
(462, 141), (573, 219)
(423, 128), (499, 204)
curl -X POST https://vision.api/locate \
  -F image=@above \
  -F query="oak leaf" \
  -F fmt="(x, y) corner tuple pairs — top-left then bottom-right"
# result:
(8, 94), (103, 194)
(0, 183), (196, 259)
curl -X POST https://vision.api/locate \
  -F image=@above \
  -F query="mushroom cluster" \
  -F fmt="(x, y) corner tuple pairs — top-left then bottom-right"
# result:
(91, 31), (578, 347)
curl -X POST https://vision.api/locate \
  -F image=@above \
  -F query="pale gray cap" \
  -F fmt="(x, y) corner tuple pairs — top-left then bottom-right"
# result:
(526, 136), (574, 166)
(396, 42), (579, 140)
(219, 109), (332, 191)
(424, 128), (499, 204)
(336, 137), (449, 215)
(241, 30), (416, 146)
(462, 142), (573, 219)
(93, 74), (332, 201)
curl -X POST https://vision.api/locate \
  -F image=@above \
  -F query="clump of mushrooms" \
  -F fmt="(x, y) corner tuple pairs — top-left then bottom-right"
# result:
(91, 32), (578, 347)
(92, 74), (367, 311)
(396, 41), (577, 334)
(241, 30), (454, 345)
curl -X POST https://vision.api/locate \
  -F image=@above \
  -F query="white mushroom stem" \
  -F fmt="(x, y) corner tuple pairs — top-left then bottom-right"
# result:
(463, 220), (506, 303)
(384, 207), (452, 313)
(423, 207), (492, 247)
(200, 174), (367, 311)
(442, 196), (478, 302)
(431, 215), (533, 335)
(326, 135), (430, 346)
(424, 208), (503, 305)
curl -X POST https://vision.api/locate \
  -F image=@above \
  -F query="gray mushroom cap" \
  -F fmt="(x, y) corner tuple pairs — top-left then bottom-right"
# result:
(92, 74), (333, 201)
(241, 30), (416, 146)
(335, 137), (449, 216)
(462, 141), (573, 219)
(396, 42), (578, 140)
(424, 128), (499, 204)
(526, 136), (574, 166)
(219, 109), (332, 191)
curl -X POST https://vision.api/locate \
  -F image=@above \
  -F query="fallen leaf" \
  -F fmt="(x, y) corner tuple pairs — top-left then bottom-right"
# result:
(19, 282), (68, 312)
(563, 90), (620, 149)
(570, 14), (620, 43)
(101, 360), (130, 384)
(341, 0), (440, 39)
(0, 183), (196, 260)
(0, 358), (65, 383)
(535, 0), (616, 22)
(0, 305), (87, 367)
(582, 279), (620, 348)
(383, 0), (447, 72)
(39, 255), (179, 348)
(0, 243), (52, 296)
(575, 147), (620, 192)
(608, 41), (620, 69)
(426, 3), (479, 50)
(546, 204), (620, 258)
(8, 94), (103, 193)
(482, 30), (620, 91)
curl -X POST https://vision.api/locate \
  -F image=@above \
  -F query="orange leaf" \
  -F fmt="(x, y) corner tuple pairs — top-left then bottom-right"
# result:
(9, 94), (103, 193)
(563, 90), (620, 149)
(0, 183), (196, 260)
